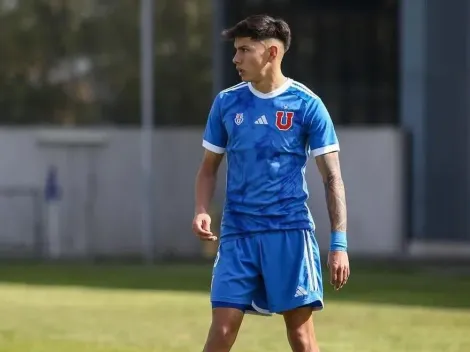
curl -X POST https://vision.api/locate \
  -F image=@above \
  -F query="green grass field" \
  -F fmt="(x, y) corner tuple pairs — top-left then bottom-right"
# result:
(0, 262), (469, 351)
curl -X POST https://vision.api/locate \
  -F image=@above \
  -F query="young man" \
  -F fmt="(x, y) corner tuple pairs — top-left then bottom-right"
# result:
(192, 14), (350, 352)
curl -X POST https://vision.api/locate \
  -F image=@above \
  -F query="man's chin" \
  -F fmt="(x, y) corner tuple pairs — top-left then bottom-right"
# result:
(237, 71), (251, 82)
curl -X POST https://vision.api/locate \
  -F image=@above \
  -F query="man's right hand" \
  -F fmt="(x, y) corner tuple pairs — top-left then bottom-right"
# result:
(192, 213), (218, 241)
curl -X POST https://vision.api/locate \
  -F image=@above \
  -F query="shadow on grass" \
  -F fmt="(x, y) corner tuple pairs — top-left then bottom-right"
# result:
(0, 260), (469, 310)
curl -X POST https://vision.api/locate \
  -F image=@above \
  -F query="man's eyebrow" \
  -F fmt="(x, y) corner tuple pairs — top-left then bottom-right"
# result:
(234, 44), (251, 50)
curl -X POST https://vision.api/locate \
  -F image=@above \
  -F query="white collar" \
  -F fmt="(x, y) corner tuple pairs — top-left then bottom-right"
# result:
(248, 78), (292, 99)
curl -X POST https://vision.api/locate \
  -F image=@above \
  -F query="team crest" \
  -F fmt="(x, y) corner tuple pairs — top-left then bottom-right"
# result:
(275, 111), (294, 131)
(234, 113), (244, 125)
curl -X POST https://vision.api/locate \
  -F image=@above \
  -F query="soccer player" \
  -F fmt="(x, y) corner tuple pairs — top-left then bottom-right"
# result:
(192, 14), (350, 352)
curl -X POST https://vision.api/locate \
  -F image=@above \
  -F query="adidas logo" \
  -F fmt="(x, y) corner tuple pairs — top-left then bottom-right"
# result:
(254, 115), (268, 125)
(295, 286), (308, 297)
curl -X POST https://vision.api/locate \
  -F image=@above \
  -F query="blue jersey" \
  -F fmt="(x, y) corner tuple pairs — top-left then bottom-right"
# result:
(202, 78), (339, 239)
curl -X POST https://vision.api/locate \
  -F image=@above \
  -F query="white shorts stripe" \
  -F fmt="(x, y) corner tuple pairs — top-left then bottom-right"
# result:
(251, 300), (272, 316)
(305, 230), (318, 292)
(303, 231), (314, 292)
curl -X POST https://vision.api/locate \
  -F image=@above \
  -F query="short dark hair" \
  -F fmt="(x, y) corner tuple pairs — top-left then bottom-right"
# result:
(222, 14), (291, 51)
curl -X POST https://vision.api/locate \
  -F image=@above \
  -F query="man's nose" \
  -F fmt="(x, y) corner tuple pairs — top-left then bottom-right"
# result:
(233, 53), (241, 65)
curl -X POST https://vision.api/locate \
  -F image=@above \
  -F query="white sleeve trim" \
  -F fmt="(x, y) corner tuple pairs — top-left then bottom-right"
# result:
(202, 140), (225, 154)
(312, 143), (340, 157)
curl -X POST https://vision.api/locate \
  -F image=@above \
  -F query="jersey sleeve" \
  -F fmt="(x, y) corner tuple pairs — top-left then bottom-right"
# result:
(306, 98), (340, 157)
(202, 94), (228, 154)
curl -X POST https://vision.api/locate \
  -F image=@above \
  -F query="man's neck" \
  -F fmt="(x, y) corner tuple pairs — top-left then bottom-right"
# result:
(251, 72), (288, 94)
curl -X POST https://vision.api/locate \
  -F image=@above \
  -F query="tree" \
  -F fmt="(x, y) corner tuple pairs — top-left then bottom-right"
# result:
(0, 0), (213, 126)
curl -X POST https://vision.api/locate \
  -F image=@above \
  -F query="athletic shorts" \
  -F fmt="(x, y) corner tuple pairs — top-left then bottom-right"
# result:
(210, 229), (324, 315)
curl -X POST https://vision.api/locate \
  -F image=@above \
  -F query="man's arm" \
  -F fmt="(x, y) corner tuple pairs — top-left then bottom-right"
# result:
(193, 150), (224, 241)
(194, 91), (226, 240)
(315, 151), (349, 290)
(195, 150), (224, 215)
(315, 151), (347, 233)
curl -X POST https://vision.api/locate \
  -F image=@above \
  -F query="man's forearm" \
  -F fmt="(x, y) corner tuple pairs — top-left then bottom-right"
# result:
(195, 170), (217, 215)
(324, 174), (347, 232)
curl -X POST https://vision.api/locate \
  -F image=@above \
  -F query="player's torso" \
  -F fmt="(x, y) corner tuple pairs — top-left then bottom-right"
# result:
(218, 83), (315, 237)
(219, 86), (310, 208)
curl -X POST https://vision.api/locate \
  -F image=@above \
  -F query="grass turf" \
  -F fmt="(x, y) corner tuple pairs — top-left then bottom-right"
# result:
(0, 262), (469, 351)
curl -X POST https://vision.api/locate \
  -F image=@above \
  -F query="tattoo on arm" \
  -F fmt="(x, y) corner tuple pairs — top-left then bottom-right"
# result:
(315, 152), (347, 232)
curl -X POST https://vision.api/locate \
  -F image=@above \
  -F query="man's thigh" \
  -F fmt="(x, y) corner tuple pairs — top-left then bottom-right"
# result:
(260, 229), (324, 313)
(210, 237), (262, 310)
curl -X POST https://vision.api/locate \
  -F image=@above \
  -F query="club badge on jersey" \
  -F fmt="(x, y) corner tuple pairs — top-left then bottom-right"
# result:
(275, 111), (294, 131)
(234, 113), (244, 125)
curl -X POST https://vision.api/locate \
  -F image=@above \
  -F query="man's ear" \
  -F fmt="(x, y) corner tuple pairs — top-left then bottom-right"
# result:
(268, 45), (279, 62)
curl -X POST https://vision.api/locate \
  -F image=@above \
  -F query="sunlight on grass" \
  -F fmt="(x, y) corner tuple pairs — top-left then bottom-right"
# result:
(0, 264), (468, 351)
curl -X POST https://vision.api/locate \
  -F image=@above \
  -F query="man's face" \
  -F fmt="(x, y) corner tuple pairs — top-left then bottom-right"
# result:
(232, 37), (270, 82)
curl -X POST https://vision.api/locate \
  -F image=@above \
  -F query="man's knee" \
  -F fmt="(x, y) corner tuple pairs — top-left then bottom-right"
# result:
(286, 327), (319, 352)
(207, 323), (238, 348)
(284, 306), (319, 352)
(204, 307), (244, 352)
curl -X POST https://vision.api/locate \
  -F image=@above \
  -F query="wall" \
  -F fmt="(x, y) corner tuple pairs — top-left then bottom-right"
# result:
(401, 0), (470, 243)
(0, 127), (406, 259)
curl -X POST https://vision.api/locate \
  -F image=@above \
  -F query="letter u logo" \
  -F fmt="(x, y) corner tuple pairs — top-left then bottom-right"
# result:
(275, 111), (294, 131)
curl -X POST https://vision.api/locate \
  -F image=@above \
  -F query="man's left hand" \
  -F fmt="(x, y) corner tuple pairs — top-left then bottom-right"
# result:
(327, 251), (350, 291)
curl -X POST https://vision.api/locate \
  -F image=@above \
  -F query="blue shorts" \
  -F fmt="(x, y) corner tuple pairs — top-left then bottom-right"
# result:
(210, 229), (324, 315)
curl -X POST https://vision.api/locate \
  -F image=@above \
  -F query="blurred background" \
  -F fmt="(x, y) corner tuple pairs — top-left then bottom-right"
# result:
(0, 0), (468, 262)
(0, 1), (470, 351)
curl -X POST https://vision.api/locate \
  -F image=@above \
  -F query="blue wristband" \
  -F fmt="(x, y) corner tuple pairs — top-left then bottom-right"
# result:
(330, 231), (347, 251)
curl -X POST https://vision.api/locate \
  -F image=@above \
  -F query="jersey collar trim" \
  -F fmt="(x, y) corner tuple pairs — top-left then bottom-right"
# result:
(248, 78), (293, 99)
